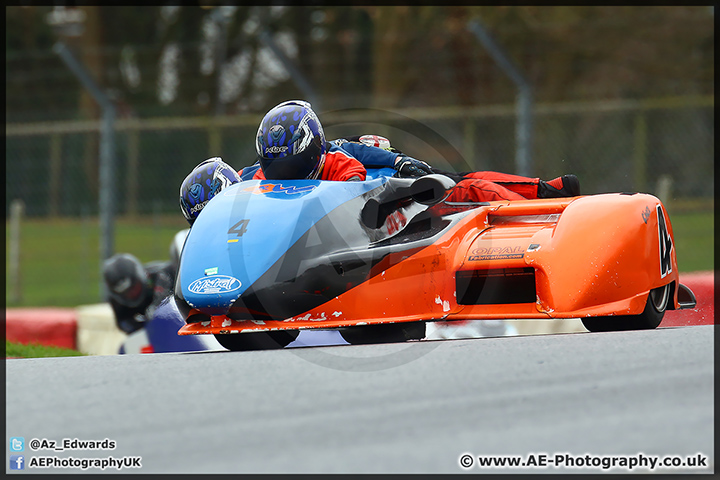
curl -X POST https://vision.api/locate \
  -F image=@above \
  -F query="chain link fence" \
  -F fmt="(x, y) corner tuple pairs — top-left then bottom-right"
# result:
(5, 95), (713, 219)
(5, 96), (713, 307)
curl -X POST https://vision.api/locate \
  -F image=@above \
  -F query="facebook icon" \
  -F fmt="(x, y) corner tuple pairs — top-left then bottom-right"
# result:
(10, 455), (24, 470)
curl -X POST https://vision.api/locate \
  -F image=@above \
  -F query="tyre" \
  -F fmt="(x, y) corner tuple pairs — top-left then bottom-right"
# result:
(581, 284), (670, 332)
(339, 321), (426, 345)
(214, 330), (299, 351)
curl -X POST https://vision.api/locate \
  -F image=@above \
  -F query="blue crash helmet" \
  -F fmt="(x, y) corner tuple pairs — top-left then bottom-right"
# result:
(255, 100), (327, 180)
(179, 157), (241, 225)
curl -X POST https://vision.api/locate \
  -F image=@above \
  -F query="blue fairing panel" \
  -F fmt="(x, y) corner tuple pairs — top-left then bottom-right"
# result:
(366, 167), (396, 179)
(180, 175), (388, 314)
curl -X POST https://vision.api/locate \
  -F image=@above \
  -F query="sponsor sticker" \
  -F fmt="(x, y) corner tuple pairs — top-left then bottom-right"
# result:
(242, 183), (317, 195)
(265, 145), (288, 154)
(641, 205), (652, 224)
(469, 245), (526, 261)
(188, 275), (242, 295)
(189, 200), (208, 215)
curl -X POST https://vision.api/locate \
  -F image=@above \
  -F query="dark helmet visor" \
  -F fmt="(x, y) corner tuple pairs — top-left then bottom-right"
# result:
(259, 140), (322, 180)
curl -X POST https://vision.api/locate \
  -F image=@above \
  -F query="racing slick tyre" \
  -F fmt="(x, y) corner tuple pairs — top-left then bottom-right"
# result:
(214, 330), (299, 351)
(339, 321), (426, 345)
(581, 284), (670, 333)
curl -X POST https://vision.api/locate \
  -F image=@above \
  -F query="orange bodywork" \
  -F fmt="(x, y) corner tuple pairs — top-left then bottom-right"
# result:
(179, 193), (682, 336)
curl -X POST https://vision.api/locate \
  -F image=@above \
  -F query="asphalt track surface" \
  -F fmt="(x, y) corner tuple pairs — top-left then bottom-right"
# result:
(6, 325), (714, 474)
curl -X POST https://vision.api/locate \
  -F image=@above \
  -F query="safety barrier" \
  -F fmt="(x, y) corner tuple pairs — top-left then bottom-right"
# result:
(660, 271), (714, 327)
(5, 272), (714, 355)
(5, 308), (78, 350)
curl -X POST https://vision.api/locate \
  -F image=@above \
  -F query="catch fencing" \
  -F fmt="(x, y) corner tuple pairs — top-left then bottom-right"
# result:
(5, 95), (714, 218)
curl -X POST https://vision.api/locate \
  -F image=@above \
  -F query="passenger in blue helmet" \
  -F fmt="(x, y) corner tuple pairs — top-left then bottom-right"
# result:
(179, 101), (580, 224)
(177, 102), (414, 224)
(254, 100), (330, 180)
(243, 100), (580, 200)
(239, 99), (434, 182)
(249, 100), (362, 181)
(179, 157), (241, 226)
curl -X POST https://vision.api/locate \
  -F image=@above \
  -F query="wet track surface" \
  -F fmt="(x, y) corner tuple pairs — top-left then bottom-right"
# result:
(6, 325), (714, 474)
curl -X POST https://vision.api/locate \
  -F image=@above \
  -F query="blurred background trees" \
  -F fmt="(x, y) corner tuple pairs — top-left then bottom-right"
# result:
(6, 5), (713, 121)
(5, 5), (714, 217)
(5, 5), (714, 306)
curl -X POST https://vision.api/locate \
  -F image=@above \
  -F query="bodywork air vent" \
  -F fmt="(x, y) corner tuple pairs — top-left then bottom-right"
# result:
(456, 267), (536, 305)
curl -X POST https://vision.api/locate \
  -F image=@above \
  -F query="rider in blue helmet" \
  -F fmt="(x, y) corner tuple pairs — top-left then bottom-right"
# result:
(179, 157), (242, 225)
(242, 100), (433, 182)
(255, 100), (329, 180)
(179, 101), (580, 223)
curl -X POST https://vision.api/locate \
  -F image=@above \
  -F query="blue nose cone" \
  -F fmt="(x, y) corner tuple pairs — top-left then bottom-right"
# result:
(178, 178), (387, 316)
(183, 274), (243, 316)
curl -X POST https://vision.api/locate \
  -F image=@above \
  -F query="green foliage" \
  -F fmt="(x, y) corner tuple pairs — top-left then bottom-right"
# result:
(5, 215), (188, 307)
(4, 208), (713, 309)
(5, 5), (714, 122)
(668, 209), (715, 275)
(6, 340), (86, 359)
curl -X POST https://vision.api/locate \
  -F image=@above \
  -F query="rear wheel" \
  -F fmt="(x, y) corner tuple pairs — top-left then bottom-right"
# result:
(581, 284), (670, 332)
(214, 330), (299, 351)
(339, 321), (426, 345)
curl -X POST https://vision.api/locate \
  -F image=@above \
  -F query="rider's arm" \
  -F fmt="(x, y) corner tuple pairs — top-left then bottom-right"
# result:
(333, 139), (399, 168)
(321, 145), (367, 181)
(332, 138), (433, 177)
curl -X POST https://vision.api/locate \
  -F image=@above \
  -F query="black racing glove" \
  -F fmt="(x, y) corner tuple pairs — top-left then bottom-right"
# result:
(393, 155), (433, 178)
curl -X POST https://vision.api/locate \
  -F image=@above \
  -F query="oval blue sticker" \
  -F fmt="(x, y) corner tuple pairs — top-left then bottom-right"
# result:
(188, 275), (242, 295)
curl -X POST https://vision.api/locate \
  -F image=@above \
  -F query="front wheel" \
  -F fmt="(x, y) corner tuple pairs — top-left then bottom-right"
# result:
(339, 321), (426, 345)
(214, 330), (299, 351)
(581, 284), (670, 332)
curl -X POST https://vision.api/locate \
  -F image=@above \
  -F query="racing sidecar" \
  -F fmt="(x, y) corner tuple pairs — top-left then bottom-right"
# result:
(171, 167), (697, 350)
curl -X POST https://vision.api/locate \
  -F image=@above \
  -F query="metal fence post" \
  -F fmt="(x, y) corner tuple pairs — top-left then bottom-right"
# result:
(48, 133), (63, 217)
(208, 124), (222, 158)
(463, 118), (476, 170)
(127, 124), (139, 217)
(468, 19), (533, 176)
(53, 41), (116, 297)
(258, 29), (319, 109)
(633, 110), (648, 193)
(9, 199), (25, 304)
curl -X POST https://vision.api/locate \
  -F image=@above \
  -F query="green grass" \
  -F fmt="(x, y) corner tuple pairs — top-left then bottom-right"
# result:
(5, 206), (714, 308)
(6, 340), (86, 358)
(668, 210), (714, 274)
(6, 214), (189, 307)
(670, 212), (715, 272)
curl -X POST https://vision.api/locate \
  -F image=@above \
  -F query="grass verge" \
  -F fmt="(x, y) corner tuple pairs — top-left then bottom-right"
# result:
(5, 206), (713, 308)
(6, 340), (87, 359)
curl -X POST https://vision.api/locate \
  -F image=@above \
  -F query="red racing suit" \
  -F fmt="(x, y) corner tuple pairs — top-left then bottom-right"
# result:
(239, 139), (401, 182)
(240, 136), (544, 202)
(445, 171), (542, 202)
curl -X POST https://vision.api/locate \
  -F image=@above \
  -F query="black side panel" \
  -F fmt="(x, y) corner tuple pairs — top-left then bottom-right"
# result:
(227, 196), (386, 320)
(456, 268), (536, 305)
(227, 203), (462, 321)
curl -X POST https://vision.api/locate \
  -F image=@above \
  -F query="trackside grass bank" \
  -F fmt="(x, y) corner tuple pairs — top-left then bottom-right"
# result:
(6, 340), (86, 359)
(5, 207), (713, 308)
(6, 215), (188, 308)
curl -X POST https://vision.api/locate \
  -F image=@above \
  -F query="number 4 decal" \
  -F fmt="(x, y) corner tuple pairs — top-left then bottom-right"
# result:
(229, 219), (250, 237)
(657, 205), (673, 278)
